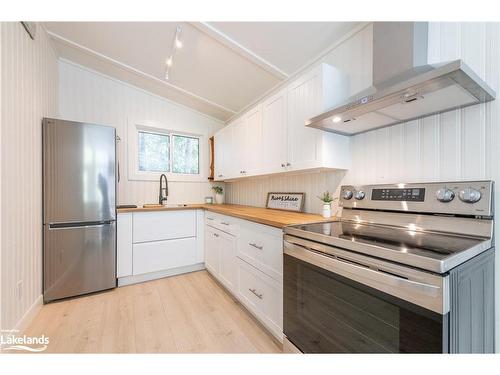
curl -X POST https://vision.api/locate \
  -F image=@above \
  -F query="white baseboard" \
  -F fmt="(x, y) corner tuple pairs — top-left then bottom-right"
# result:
(13, 294), (43, 334)
(117, 263), (205, 287)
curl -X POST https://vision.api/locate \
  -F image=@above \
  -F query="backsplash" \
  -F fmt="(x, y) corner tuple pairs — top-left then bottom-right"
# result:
(225, 170), (346, 215)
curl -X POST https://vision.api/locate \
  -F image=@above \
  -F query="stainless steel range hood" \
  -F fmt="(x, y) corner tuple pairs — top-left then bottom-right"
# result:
(306, 22), (496, 136)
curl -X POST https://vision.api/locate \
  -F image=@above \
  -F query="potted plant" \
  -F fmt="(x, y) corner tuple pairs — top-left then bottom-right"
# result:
(212, 185), (224, 204)
(317, 191), (337, 218)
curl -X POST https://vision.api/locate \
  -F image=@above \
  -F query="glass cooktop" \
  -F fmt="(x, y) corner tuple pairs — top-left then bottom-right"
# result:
(285, 220), (492, 273)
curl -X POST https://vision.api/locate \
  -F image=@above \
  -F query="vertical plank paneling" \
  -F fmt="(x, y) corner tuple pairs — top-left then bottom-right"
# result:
(387, 123), (405, 182)
(1, 22), (58, 331)
(420, 115), (440, 181)
(438, 110), (462, 180)
(462, 105), (486, 179)
(402, 120), (420, 181)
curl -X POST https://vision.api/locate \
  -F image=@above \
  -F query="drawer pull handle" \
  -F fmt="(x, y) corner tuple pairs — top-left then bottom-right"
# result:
(207, 217), (214, 221)
(213, 233), (219, 237)
(221, 222), (230, 226)
(249, 288), (263, 299)
(249, 243), (263, 250)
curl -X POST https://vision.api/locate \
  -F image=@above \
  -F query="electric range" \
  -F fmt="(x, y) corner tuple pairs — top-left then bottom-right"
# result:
(283, 180), (495, 353)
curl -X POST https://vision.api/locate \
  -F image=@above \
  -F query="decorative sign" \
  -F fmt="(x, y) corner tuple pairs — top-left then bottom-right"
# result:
(266, 192), (305, 212)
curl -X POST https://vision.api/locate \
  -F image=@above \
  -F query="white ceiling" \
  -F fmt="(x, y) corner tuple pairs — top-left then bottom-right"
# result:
(44, 22), (361, 121)
(207, 22), (360, 75)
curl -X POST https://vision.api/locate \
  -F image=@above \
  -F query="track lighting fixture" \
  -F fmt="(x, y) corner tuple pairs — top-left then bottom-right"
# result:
(165, 25), (182, 80)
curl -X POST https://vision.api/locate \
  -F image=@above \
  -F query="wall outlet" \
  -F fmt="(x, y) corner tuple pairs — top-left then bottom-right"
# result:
(17, 280), (23, 301)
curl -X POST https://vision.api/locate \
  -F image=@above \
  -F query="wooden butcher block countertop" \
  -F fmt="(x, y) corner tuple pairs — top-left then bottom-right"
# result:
(117, 203), (335, 228)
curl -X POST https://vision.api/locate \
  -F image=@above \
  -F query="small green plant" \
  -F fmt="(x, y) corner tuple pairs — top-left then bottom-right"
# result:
(317, 191), (336, 204)
(212, 186), (223, 194)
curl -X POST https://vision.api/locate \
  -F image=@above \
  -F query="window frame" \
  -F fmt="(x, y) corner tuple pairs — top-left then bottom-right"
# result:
(128, 121), (206, 182)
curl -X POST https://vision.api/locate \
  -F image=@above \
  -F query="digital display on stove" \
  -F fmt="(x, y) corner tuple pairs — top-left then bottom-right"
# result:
(371, 188), (425, 201)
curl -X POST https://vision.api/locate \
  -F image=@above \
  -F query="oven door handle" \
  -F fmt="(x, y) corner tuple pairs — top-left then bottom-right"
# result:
(284, 241), (448, 314)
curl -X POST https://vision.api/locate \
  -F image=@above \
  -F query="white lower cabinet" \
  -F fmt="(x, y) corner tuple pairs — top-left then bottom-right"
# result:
(133, 237), (197, 275)
(117, 212), (133, 278)
(205, 212), (283, 341)
(205, 225), (220, 275)
(237, 258), (283, 340)
(205, 220), (238, 293)
(218, 232), (238, 292)
(117, 210), (204, 286)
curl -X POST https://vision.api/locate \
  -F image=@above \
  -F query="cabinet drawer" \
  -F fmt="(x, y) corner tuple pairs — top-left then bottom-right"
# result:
(205, 212), (239, 236)
(133, 210), (196, 243)
(238, 222), (283, 281)
(237, 259), (283, 340)
(238, 225), (283, 280)
(133, 237), (197, 275)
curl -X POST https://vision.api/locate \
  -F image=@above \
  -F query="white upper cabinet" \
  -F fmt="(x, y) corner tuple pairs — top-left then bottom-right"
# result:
(214, 63), (351, 181)
(261, 89), (288, 174)
(287, 63), (350, 171)
(232, 116), (247, 177)
(243, 105), (263, 176)
(214, 124), (233, 180)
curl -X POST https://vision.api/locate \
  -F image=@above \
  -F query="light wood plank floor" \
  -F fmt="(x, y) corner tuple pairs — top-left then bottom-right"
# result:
(24, 270), (283, 353)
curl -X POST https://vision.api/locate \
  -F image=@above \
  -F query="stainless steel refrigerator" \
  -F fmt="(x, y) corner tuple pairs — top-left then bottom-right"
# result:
(43, 118), (116, 303)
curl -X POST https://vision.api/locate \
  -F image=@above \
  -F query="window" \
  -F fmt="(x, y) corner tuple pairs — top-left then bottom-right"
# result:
(172, 135), (199, 174)
(138, 131), (170, 172)
(136, 127), (200, 176)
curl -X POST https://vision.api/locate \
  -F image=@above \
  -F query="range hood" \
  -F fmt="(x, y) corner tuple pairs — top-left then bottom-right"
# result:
(306, 22), (496, 136)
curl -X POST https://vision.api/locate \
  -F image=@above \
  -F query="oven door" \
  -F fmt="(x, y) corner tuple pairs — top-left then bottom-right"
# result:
(283, 240), (449, 353)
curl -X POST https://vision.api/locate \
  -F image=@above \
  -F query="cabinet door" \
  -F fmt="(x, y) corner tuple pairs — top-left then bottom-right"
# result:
(214, 126), (233, 181)
(232, 117), (246, 178)
(205, 226), (220, 275)
(219, 231), (238, 292)
(287, 68), (323, 170)
(243, 105), (263, 176)
(262, 90), (287, 174)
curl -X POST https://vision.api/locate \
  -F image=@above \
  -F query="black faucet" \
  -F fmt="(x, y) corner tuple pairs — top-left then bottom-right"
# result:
(159, 174), (168, 204)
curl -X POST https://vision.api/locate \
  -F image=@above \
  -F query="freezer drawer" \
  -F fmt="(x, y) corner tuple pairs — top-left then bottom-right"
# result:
(43, 221), (116, 302)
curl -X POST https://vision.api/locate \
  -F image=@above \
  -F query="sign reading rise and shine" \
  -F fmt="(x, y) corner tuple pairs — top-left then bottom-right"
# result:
(266, 192), (305, 212)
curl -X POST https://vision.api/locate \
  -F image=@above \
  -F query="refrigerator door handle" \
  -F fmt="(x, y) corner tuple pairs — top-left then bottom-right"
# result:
(48, 221), (115, 230)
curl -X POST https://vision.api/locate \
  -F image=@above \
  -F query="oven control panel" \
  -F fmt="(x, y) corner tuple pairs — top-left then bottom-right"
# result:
(371, 188), (425, 202)
(339, 181), (493, 217)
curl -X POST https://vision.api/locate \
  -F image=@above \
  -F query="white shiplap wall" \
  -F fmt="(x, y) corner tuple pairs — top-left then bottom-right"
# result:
(58, 60), (225, 206)
(0, 23), (58, 331)
(226, 170), (347, 215)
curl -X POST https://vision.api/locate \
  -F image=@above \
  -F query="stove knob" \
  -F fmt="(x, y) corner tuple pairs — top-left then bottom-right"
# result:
(342, 190), (353, 200)
(458, 187), (482, 203)
(436, 188), (455, 203)
(354, 191), (365, 200)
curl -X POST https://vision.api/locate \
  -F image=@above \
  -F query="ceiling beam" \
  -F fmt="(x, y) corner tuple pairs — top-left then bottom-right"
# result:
(190, 22), (289, 81)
